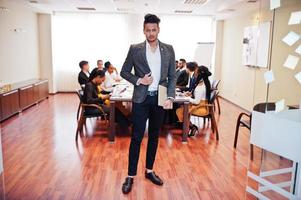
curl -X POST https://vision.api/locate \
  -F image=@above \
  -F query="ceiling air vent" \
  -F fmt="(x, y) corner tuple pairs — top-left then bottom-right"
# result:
(175, 10), (193, 14)
(247, 0), (257, 3)
(77, 7), (96, 11)
(183, 0), (209, 5)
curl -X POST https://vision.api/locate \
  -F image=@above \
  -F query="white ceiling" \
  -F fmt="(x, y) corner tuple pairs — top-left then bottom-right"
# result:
(4, 0), (269, 19)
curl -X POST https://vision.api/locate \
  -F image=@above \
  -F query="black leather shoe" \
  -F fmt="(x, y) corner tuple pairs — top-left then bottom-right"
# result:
(122, 177), (133, 194)
(145, 171), (163, 186)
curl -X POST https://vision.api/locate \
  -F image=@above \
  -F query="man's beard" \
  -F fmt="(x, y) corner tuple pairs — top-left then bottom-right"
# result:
(147, 36), (157, 43)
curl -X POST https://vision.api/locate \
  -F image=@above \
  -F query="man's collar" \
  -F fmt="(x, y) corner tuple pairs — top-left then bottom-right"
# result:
(146, 39), (159, 48)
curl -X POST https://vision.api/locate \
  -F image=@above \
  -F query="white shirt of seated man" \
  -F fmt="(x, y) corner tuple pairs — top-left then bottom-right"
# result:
(103, 71), (122, 92)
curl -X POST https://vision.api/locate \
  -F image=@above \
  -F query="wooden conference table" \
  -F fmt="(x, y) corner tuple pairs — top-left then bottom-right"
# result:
(108, 85), (190, 143)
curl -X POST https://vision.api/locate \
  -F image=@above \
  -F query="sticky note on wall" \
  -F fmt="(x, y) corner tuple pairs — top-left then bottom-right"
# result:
(283, 55), (299, 70)
(288, 11), (301, 25)
(282, 31), (300, 46)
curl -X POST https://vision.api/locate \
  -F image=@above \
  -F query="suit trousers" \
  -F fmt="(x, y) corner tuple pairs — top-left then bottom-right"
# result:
(128, 95), (165, 176)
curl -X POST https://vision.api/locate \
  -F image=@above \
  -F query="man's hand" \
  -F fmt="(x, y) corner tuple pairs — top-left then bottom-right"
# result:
(139, 73), (153, 85)
(114, 67), (119, 74)
(184, 91), (192, 97)
(163, 99), (173, 110)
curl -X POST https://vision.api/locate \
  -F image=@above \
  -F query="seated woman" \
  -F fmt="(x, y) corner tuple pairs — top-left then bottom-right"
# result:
(176, 66), (211, 137)
(83, 70), (130, 128)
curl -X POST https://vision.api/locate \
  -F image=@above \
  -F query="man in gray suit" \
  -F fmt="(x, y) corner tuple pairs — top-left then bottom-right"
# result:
(120, 14), (176, 194)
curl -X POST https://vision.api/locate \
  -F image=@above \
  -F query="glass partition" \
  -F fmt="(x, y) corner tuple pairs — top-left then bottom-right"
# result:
(246, 0), (301, 199)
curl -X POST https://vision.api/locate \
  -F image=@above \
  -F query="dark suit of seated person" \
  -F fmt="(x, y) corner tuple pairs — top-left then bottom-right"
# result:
(83, 70), (130, 127)
(177, 62), (197, 92)
(176, 59), (189, 88)
(78, 60), (90, 88)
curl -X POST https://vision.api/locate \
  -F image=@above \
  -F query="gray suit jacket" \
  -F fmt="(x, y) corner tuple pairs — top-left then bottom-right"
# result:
(121, 40), (176, 103)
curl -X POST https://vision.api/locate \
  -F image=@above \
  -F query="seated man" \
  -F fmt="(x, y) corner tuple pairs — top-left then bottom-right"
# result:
(102, 61), (122, 92)
(83, 70), (130, 127)
(91, 59), (105, 75)
(78, 60), (90, 88)
(176, 59), (188, 87)
(186, 62), (198, 92)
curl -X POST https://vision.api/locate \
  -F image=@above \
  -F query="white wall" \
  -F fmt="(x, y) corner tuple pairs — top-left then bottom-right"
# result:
(51, 13), (214, 91)
(218, 14), (263, 110)
(38, 14), (56, 93)
(51, 13), (132, 92)
(217, 0), (301, 111)
(0, 0), (40, 85)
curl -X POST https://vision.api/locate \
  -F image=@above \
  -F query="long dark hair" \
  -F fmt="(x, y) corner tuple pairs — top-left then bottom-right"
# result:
(193, 66), (211, 101)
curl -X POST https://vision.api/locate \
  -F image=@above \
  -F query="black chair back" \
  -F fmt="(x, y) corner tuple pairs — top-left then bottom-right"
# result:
(209, 90), (218, 104)
(211, 80), (221, 90)
(253, 102), (275, 113)
(77, 90), (84, 103)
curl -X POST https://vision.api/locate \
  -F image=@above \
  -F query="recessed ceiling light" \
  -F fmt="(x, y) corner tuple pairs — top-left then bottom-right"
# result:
(174, 10), (193, 14)
(217, 8), (236, 13)
(77, 7), (96, 11)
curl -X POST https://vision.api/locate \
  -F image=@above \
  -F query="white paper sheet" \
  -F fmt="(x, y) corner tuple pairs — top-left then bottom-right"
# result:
(282, 31), (300, 46)
(288, 11), (301, 25)
(295, 71), (301, 85)
(295, 44), (301, 55)
(264, 70), (275, 84)
(270, 0), (281, 10)
(275, 99), (285, 113)
(284, 55), (300, 70)
(158, 85), (167, 107)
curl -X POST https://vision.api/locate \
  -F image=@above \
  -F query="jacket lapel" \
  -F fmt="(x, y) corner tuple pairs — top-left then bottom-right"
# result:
(159, 41), (167, 81)
(140, 41), (151, 73)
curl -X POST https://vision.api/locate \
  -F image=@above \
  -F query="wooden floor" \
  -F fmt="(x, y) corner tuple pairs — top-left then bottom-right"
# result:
(1, 93), (256, 200)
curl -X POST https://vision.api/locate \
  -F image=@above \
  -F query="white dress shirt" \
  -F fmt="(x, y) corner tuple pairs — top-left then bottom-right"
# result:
(103, 71), (120, 91)
(146, 40), (161, 91)
(187, 72), (194, 88)
(84, 71), (90, 78)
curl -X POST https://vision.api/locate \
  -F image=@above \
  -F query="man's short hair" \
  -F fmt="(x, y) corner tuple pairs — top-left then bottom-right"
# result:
(79, 60), (88, 69)
(89, 69), (105, 81)
(97, 60), (103, 65)
(144, 14), (160, 26)
(104, 61), (111, 69)
(179, 58), (186, 63)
